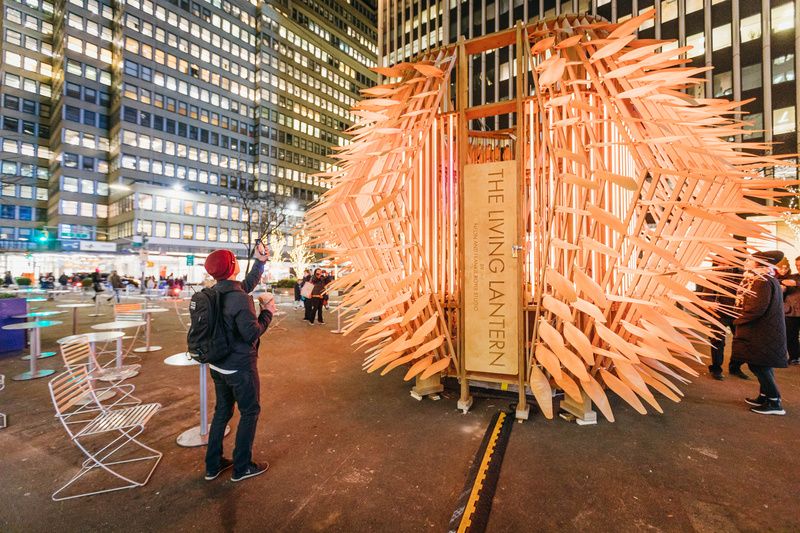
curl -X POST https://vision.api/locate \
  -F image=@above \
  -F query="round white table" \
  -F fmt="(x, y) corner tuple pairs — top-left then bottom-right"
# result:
(132, 308), (168, 353)
(12, 311), (65, 360)
(57, 331), (127, 371)
(2, 320), (62, 380)
(164, 352), (230, 447)
(91, 320), (146, 358)
(56, 303), (95, 335)
(91, 320), (146, 332)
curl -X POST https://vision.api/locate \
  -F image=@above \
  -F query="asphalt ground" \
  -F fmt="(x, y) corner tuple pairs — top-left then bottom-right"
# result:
(0, 294), (798, 532)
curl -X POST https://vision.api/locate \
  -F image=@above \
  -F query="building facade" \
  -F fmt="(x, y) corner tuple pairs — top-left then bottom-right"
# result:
(0, 0), (377, 268)
(378, 0), (798, 176)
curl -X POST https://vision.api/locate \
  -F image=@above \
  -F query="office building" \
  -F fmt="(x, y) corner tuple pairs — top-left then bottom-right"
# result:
(378, 1), (797, 171)
(0, 0), (377, 275)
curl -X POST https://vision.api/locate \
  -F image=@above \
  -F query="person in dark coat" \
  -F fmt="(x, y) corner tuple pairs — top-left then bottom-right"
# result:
(700, 257), (741, 380)
(778, 256), (800, 365)
(304, 268), (327, 324)
(203, 244), (275, 482)
(732, 250), (789, 415)
(294, 269), (308, 309)
(90, 270), (103, 302)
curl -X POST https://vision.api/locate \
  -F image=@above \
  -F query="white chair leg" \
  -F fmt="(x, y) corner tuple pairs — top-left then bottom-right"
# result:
(53, 427), (162, 501)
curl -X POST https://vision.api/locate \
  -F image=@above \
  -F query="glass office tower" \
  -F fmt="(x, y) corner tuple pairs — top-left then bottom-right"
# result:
(379, 0), (797, 177)
(0, 0), (377, 258)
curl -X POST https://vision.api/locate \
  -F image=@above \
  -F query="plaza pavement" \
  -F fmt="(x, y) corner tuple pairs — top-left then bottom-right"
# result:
(0, 295), (798, 532)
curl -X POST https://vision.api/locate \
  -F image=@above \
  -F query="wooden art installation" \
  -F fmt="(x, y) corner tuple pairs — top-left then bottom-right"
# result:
(306, 12), (797, 422)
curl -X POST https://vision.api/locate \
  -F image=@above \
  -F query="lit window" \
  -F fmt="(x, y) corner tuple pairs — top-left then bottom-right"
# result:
(60, 200), (78, 215)
(772, 3), (795, 33)
(686, 33), (704, 58)
(4, 51), (21, 67)
(773, 54), (795, 84)
(741, 64), (761, 92)
(713, 71), (732, 97)
(773, 106), (796, 135)
(712, 23), (731, 51)
(740, 14), (761, 43)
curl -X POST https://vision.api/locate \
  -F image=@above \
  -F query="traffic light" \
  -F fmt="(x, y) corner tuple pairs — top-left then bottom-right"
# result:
(35, 228), (54, 250)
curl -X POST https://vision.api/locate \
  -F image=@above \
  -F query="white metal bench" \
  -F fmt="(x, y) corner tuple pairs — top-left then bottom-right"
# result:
(49, 366), (162, 501)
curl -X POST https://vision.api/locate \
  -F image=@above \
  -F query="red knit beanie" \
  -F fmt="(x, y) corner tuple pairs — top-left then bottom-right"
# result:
(204, 249), (237, 280)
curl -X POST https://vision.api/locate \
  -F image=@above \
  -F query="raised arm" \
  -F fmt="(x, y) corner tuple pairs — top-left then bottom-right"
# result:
(232, 294), (273, 344)
(241, 260), (264, 295)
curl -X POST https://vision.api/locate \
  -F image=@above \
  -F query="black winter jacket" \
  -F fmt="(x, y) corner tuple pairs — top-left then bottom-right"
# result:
(213, 260), (272, 371)
(732, 274), (788, 368)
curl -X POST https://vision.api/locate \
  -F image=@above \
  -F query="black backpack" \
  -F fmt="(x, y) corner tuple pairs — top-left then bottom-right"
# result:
(187, 287), (230, 364)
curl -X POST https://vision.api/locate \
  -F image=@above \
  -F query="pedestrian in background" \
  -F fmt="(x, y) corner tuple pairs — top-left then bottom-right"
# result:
(90, 269), (104, 302)
(300, 270), (313, 318)
(3, 271), (13, 286)
(294, 270), (308, 310)
(733, 250), (788, 415)
(702, 257), (740, 380)
(778, 255), (800, 365)
(107, 270), (123, 303)
(304, 268), (327, 324)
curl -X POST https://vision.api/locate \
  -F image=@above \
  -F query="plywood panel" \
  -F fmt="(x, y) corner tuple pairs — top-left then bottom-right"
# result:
(464, 161), (520, 375)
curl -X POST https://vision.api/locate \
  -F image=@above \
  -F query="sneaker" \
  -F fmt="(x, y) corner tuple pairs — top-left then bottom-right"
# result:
(710, 371), (724, 381)
(318, 320), (325, 325)
(744, 394), (766, 407)
(750, 399), (786, 416)
(729, 370), (750, 380)
(204, 457), (234, 481)
(231, 461), (269, 482)
(789, 359), (800, 366)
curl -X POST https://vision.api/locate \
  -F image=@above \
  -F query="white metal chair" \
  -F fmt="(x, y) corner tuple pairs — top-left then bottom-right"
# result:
(62, 337), (141, 382)
(48, 366), (162, 501)
(58, 338), (141, 418)
(0, 374), (6, 429)
(110, 303), (147, 353)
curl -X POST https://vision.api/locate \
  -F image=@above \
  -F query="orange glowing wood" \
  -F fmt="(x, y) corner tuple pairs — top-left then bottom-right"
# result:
(309, 14), (797, 422)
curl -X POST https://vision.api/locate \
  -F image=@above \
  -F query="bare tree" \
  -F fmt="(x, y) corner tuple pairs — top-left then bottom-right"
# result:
(227, 178), (290, 271)
(267, 229), (287, 279)
(289, 228), (316, 278)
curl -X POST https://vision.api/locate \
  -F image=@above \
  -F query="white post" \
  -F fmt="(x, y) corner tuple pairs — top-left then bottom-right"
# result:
(330, 264), (344, 334)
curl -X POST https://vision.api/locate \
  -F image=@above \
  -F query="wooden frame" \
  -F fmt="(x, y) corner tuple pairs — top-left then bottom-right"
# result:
(307, 13), (797, 422)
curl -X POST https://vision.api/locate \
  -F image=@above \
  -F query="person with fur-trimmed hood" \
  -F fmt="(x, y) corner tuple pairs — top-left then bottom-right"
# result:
(732, 250), (789, 415)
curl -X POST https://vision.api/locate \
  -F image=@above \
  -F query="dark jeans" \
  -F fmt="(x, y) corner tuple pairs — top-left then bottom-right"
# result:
(709, 315), (735, 373)
(748, 363), (780, 399)
(206, 367), (261, 475)
(304, 297), (323, 323)
(785, 316), (800, 361)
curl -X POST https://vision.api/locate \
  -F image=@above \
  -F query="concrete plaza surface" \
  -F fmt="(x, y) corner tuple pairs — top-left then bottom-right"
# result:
(0, 297), (798, 532)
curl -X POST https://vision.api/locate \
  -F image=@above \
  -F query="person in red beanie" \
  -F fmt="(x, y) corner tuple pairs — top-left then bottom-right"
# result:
(203, 243), (277, 482)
